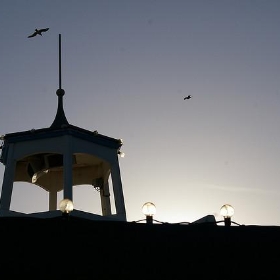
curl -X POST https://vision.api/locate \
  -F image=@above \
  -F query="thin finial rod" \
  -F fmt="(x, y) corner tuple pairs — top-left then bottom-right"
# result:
(50, 33), (68, 129)
(59, 34), (62, 89)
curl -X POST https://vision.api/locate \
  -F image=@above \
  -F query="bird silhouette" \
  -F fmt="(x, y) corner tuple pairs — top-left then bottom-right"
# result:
(184, 95), (192, 100)
(28, 28), (49, 38)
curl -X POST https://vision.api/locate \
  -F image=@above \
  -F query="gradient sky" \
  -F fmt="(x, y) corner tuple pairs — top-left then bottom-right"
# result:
(1, 0), (280, 225)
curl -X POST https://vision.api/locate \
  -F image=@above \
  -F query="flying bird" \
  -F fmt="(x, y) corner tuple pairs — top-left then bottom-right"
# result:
(184, 95), (192, 100)
(28, 28), (49, 38)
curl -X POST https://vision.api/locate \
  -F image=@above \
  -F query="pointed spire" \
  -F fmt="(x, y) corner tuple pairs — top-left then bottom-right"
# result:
(50, 88), (69, 128)
(50, 34), (69, 129)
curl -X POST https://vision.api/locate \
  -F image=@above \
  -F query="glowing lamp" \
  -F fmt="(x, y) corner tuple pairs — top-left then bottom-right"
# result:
(142, 202), (156, 224)
(119, 151), (125, 158)
(220, 204), (234, 226)
(59, 198), (74, 214)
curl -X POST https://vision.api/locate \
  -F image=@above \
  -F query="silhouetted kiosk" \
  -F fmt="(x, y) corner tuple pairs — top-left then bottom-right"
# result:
(0, 34), (126, 221)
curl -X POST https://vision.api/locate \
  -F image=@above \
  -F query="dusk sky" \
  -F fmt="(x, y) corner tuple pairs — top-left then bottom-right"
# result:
(1, 0), (280, 225)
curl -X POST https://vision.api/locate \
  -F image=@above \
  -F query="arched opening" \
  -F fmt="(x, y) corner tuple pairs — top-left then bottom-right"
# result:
(10, 182), (49, 214)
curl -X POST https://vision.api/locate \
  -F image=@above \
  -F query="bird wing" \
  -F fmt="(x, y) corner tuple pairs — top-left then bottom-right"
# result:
(39, 28), (49, 33)
(28, 32), (37, 38)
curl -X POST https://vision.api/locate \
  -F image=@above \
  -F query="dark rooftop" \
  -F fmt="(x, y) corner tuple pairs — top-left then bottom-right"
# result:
(1, 215), (280, 279)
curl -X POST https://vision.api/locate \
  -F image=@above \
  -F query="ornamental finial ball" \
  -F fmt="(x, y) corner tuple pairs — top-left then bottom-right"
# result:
(56, 88), (65, 96)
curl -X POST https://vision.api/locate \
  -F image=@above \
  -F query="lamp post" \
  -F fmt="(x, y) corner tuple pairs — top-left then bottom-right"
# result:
(220, 204), (234, 226)
(142, 202), (156, 224)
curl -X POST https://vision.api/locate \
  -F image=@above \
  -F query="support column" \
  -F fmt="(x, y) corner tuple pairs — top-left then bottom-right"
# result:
(63, 135), (73, 201)
(100, 179), (112, 216)
(110, 157), (126, 221)
(0, 144), (16, 211)
(49, 191), (57, 211)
